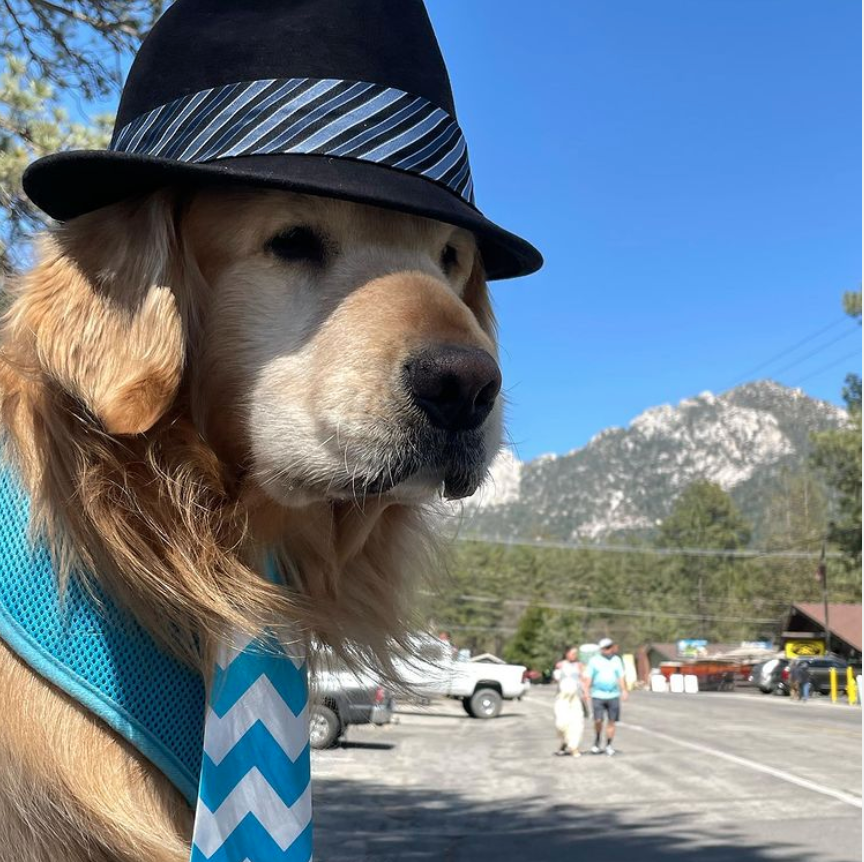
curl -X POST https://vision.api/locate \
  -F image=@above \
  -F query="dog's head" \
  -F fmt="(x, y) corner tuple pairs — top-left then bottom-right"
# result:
(187, 189), (501, 505)
(15, 188), (502, 507)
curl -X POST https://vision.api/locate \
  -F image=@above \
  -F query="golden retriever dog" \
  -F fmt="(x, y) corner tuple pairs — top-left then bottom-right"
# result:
(0, 188), (501, 861)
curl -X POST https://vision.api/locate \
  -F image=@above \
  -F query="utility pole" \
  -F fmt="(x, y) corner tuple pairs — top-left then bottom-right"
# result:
(818, 537), (830, 656)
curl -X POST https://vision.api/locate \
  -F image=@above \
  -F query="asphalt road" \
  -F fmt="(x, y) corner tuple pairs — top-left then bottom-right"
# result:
(311, 687), (862, 862)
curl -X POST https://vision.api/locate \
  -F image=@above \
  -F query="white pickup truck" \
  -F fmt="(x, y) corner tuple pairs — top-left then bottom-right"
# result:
(393, 635), (527, 718)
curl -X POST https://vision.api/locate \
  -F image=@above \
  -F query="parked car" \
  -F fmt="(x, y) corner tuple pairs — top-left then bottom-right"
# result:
(789, 656), (849, 696)
(747, 661), (766, 686)
(310, 657), (394, 749)
(752, 657), (790, 694)
(393, 634), (527, 719)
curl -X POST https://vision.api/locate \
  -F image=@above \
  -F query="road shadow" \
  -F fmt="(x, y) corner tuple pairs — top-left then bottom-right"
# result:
(335, 740), (396, 751)
(395, 708), (523, 721)
(312, 778), (818, 862)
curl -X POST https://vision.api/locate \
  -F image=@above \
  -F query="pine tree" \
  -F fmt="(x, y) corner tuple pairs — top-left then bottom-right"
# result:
(811, 291), (862, 567)
(1, 1), (164, 274)
(657, 480), (752, 552)
(502, 605), (548, 669)
(656, 480), (753, 641)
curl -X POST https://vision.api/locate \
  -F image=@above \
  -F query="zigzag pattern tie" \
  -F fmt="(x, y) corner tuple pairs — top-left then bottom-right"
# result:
(190, 633), (313, 862)
(110, 77), (474, 203)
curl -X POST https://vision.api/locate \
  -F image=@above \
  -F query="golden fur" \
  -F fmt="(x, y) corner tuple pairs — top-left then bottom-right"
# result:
(0, 188), (499, 861)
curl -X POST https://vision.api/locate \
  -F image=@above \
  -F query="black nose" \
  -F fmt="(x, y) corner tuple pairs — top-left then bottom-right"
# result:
(405, 345), (502, 432)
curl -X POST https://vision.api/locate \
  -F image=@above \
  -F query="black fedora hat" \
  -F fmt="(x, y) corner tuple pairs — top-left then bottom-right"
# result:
(23, 0), (542, 280)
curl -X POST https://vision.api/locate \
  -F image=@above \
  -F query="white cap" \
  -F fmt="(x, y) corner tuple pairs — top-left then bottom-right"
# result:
(598, 637), (615, 649)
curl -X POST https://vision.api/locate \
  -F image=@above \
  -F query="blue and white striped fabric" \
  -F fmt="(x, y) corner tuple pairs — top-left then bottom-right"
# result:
(190, 632), (313, 862)
(111, 77), (474, 203)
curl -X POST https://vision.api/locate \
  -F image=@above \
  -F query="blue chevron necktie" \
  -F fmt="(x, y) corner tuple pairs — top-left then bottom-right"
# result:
(190, 632), (313, 862)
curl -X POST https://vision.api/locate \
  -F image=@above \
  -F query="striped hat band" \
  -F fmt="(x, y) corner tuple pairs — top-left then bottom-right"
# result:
(111, 77), (475, 204)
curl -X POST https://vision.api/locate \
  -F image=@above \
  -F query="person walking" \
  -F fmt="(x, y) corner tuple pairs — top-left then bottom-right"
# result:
(552, 647), (587, 756)
(797, 661), (813, 702)
(586, 638), (627, 756)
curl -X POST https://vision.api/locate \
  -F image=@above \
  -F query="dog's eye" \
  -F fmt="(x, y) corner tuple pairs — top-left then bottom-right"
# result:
(441, 243), (459, 274)
(266, 227), (326, 265)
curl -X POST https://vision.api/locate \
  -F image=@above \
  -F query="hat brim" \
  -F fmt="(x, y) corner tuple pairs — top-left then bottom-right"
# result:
(23, 151), (542, 280)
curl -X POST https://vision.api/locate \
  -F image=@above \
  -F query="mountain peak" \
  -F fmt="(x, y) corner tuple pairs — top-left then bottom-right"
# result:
(464, 381), (845, 541)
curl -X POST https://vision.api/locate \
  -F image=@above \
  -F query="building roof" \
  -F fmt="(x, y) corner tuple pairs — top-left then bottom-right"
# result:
(790, 603), (862, 651)
(710, 646), (779, 661)
(644, 642), (743, 661)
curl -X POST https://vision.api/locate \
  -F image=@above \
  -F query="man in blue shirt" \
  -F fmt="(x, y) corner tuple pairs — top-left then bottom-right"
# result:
(585, 637), (628, 755)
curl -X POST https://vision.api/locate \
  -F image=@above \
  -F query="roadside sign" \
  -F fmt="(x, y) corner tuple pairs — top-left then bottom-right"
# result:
(784, 639), (826, 658)
(677, 639), (708, 658)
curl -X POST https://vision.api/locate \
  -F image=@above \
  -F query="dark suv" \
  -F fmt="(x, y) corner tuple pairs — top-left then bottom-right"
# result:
(789, 656), (849, 696)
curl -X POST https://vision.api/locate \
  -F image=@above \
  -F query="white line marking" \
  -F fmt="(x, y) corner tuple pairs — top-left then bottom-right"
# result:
(624, 721), (862, 809)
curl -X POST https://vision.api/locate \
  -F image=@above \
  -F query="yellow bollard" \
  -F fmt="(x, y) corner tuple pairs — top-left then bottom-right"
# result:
(847, 667), (858, 706)
(829, 667), (838, 703)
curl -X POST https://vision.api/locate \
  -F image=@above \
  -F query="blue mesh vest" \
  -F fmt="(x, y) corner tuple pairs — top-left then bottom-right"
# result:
(0, 464), (206, 806)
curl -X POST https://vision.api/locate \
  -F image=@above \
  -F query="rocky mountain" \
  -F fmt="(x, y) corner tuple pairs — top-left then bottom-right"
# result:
(460, 381), (846, 541)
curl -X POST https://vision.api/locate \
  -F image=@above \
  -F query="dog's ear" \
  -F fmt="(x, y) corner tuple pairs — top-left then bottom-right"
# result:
(14, 192), (187, 435)
(463, 252), (497, 346)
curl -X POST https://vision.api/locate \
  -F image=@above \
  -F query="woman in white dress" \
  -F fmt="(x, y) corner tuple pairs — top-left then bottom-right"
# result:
(552, 646), (587, 756)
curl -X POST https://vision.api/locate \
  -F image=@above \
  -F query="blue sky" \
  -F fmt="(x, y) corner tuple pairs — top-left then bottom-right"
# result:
(76, 2), (861, 462)
(425, 0), (861, 460)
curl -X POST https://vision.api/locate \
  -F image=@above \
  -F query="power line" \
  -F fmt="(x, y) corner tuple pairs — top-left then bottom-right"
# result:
(447, 624), (517, 634)
(726, 315), (851, 387)
(791, 348), (862, 388)
(439, 593), (777, 625)
(426, 590), (787, 619)
(457, 534), (843, 560)
(427, 584), (796, 608)
(768, 327), (860, 377)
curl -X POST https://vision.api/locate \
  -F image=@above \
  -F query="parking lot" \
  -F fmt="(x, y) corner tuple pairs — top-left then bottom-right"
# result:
(312, 687), (862, 862)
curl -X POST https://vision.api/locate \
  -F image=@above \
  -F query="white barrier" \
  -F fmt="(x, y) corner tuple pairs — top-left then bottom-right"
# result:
(683, 674), (699, 694)
(669, 673), (685, 693)
(650, 674), (668, 693)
